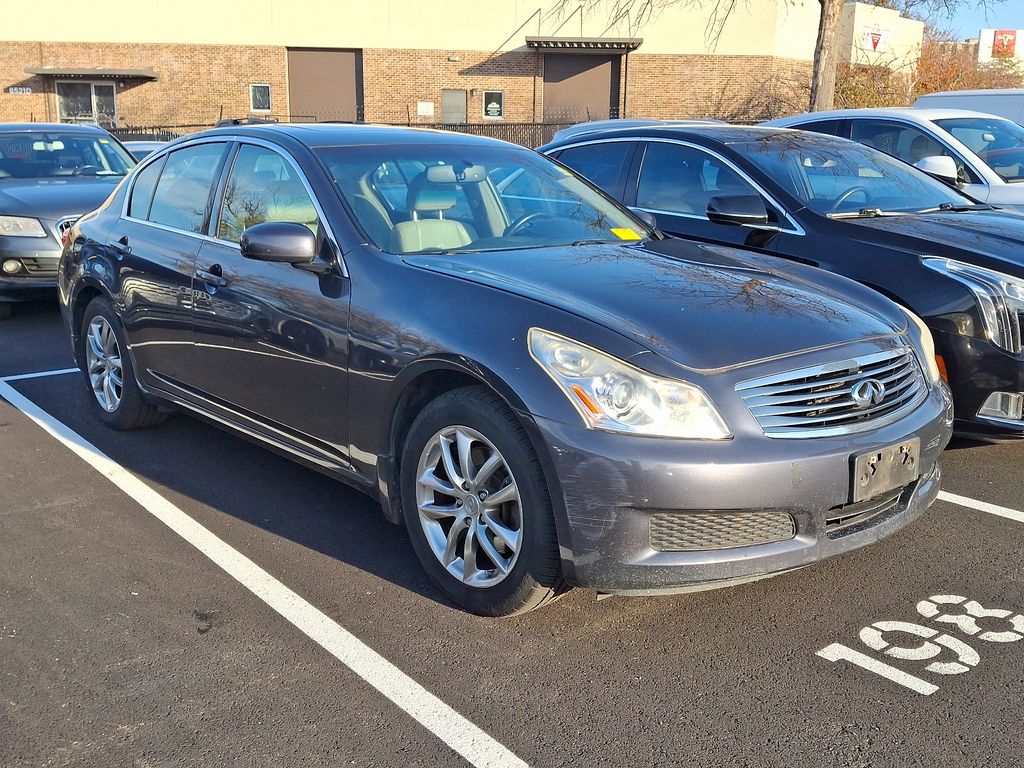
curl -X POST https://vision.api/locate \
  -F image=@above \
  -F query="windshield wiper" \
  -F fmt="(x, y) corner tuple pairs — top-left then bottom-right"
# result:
(910, 202), (995, 214)
(569, 238), (624, 246)
(826, 208), (900, 219)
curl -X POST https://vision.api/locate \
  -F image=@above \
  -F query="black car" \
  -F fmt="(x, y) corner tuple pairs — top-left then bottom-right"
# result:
(541, 124), (1024, 438)
(59, 124), (951, 615)
(0, 123), (135, 318)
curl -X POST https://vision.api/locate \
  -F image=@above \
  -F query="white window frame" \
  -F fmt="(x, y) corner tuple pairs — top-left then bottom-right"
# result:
(482, 90), (505, 121)
(249, 84), (272, 113)
(55, 79), (118, 124)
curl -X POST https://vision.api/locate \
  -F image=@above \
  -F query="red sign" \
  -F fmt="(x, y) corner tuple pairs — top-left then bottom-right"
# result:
(993, 29), (1017, 58)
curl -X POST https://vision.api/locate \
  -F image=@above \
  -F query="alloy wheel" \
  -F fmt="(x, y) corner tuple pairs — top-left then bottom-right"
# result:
(415, 425), (523, 588)
(85, 316), (124, 413)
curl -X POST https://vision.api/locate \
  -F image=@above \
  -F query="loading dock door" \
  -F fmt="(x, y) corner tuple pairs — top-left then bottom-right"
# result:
(441, 89), (468, 124)
(542, 54), (620, 123)
(286, 48), (362, 122)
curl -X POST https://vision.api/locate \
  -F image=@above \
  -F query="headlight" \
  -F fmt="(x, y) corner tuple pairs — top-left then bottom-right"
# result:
(900, 306), (941, 384)
(922, 257), (1024, 354)
(0, 216), (47, 238)
(528, 328), (731, 439)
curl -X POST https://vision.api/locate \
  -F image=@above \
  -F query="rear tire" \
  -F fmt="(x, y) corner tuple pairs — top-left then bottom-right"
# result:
(400, 386), (566, 616)
(80, 297), (167, 430)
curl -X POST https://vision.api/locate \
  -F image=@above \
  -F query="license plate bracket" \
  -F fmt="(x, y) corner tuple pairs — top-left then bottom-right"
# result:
(851, 438), (920, 503)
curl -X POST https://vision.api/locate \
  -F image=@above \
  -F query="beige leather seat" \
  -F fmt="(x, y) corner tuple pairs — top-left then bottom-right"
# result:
(388, 174), (472, 253)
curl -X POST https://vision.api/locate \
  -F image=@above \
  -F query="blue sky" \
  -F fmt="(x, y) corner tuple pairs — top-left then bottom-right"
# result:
(947, 3), (1024, 39)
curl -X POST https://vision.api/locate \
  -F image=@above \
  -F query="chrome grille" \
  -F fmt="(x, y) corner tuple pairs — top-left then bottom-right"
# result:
(736, 347), (927, 438)
(650, 511), (796, 551)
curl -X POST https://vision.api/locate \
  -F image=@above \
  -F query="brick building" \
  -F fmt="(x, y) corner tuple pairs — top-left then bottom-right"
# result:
(0, 0), (924, 129)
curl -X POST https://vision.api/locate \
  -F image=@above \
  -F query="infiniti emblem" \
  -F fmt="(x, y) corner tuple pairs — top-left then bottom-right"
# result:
(851, 378), (887, 410)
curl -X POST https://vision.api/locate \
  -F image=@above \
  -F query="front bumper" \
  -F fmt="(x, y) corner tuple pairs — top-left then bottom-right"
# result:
(937, 329), (1024, 438)
(534, 382), (952, 594)
(0, 239), (60, 301)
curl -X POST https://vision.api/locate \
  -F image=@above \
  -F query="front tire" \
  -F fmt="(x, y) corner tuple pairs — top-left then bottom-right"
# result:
(400, 386), (565, 616)
(80, 297), (167, 430)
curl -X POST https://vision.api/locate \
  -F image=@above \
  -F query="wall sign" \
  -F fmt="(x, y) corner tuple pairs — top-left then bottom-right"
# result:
(7, 87), (32, 95)
(483, 91), (504, 120)
(861, 24), (891, 53)
(416, 100), (435, 118)
(993, 29), (1017, 59)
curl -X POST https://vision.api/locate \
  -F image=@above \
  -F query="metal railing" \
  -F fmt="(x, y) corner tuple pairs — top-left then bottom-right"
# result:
(108, 120), (577, 148)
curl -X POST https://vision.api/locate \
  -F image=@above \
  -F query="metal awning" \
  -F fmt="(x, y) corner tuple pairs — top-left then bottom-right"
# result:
(24, 67), (158, 81)
(525, 37), (642, 53)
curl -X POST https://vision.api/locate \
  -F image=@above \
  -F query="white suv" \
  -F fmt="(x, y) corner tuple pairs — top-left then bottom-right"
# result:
(764, 108), (1024, 209)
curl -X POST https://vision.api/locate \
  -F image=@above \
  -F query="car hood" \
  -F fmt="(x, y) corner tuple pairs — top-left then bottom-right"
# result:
(405, 238), (905, 372)
(846, 209), (1024, 273)
(0, 177), (123, 221)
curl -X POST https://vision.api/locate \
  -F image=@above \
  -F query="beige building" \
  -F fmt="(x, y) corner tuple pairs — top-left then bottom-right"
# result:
(0, 0), (922, 130)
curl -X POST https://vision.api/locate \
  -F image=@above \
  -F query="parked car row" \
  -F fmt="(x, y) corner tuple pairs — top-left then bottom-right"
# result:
(0, 94), (1019, 615)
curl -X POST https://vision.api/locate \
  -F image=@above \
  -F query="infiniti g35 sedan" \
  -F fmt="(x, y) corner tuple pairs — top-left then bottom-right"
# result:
(59, 124), (952, 615)
(0, 123), (135, 318)
(542, 123), (1024, 439)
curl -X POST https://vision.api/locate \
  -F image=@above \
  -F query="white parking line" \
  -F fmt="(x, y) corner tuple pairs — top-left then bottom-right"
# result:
(0, 367), (79, 382)
(0, 376), (528, 768)
(938, 491), (1024, 525)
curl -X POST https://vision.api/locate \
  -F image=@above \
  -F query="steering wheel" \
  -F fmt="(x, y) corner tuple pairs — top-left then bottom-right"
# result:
(505, 212), (557, 236)
(72, 165), (103, 176)
(829, 185), (870, 212)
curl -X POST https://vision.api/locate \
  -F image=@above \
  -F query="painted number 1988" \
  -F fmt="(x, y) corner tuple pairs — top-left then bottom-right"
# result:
(818, 595), (1024, 695)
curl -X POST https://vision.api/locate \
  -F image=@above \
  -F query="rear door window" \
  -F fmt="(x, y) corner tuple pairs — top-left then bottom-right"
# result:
(148, 142), (228, 233)
(554, 141), (634, 196)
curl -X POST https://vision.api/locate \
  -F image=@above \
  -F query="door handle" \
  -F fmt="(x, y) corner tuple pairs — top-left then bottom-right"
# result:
(108, 234), (131, 254)
(195, 266), (228, 288)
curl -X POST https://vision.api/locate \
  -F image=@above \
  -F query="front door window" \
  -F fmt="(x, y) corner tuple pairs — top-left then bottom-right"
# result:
(56, 81), (118, 127)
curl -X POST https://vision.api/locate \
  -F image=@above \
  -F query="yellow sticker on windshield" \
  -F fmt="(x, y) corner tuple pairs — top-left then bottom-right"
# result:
(611, 227), (642, 241)
(99, 138), (109, 143)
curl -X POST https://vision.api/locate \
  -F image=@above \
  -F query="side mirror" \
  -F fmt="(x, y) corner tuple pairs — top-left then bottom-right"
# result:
(706, 195), (770, 227)
(629, 208), (658, 229)
(240, 222), (317, 265)
(914, 155), (959, 186)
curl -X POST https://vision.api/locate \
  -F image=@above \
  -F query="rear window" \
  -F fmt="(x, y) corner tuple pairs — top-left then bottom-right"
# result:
(147, 143), (227, 233)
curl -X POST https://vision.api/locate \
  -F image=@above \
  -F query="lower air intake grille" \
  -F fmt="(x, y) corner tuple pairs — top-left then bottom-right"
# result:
(650, 512), (796, 552)
(826, 485), (912, 538)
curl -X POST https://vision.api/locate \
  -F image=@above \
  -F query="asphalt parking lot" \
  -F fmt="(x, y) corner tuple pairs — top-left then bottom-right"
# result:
(3, 299), (1024, 768)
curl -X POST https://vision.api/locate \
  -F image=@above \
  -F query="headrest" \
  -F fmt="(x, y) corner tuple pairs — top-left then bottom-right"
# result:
(407, 177), (456, 212)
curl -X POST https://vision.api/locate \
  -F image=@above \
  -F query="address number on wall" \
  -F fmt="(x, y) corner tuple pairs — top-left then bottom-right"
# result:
(7, 87), (33, 95)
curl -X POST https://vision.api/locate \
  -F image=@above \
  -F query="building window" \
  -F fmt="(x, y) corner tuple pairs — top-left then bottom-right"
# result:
(250, 84), (271, 113)
(56, 81), (117, 127)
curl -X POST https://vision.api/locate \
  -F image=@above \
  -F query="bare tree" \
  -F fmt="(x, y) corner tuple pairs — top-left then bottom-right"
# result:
(550, 0), (1007, 113)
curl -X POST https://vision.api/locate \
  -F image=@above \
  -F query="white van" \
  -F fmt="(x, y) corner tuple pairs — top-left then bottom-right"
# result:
(915, 89), (1024, 126)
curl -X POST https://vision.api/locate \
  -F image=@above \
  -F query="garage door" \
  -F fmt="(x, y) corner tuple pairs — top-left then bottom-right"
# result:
(286, 48), (363, 122)
(543, 54), (620, 123)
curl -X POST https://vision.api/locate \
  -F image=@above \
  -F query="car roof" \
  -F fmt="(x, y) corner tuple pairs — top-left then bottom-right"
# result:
(552, 118), (724, 141)
(544, 123), (799, 147)
(0, 122), (111, 134)
(918, 88), (1024, 98)
(765, 107), (1013, 124)
(184, 122), (520, 149)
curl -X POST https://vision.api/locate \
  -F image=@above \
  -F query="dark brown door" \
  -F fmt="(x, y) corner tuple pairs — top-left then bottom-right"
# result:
(286, 48), (363, 122)
(542, 54), (620, 123)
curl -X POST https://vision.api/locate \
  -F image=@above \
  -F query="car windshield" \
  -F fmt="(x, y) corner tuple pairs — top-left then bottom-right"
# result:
(315, 143), (653, 254)
(732, 133), (976, 215)
(934, 117), (1024, 183)
(0, 131), (135, 179)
